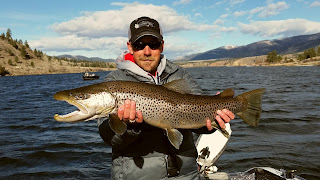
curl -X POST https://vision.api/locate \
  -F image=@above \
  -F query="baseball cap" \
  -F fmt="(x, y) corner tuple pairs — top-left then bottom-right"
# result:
(128, 16), (163, 43)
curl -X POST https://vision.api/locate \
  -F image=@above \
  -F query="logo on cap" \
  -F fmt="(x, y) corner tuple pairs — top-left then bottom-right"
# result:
(135, 20), (155, 29)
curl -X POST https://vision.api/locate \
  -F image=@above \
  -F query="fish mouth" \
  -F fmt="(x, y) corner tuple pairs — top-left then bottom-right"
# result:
(54, 90), (116, 122)
(54, 95), (94, 122)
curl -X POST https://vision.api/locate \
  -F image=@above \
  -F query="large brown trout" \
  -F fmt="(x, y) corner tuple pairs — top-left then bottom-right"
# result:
(54, 79), (265, 149)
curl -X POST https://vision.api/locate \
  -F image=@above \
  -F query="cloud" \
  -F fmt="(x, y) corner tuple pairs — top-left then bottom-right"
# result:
(220, 14), (229, 19)
(173, 0), (192, 5)
(165, 43), (201, 58)
(239, 19), (320, 37)
(249, 7), (264, 15)
(220, 26), (237, 32)
(29, 35), (127, 52)
(194, 13), (202, 17)
(52, 2), (215, 39)
(264, 2), (289, 17)
(0, 27), (7, 32)
(214, 19), (224, 25)
(233, 10), (247, 17)
(248, 1), (288, 18)
(259, 1), (289, 17)
(167, 32), (226, 59)
(31, 2), (220, 58)
(310, 1), (320, 7)
(229, 0), (245, 6)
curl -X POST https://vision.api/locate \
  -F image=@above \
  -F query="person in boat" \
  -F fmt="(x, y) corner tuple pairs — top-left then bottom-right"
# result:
(98, 16), (235, 180)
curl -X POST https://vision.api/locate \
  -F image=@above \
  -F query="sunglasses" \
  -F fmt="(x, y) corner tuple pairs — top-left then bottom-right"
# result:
(132, 41), (162, 50)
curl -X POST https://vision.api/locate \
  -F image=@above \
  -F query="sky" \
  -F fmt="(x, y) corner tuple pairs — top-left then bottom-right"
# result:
(1, 0), (320, 60)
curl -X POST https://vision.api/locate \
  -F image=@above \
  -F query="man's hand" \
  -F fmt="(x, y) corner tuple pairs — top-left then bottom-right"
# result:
(205, 91), (235, 131)
(118, 99), (143, 124)
(206, 109), (235, 131)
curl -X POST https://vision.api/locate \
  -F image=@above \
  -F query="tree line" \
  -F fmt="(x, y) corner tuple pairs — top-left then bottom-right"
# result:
(267, 47), (320, 63)
(297, 47), (320, 61)
(54, 56), (115, 68)
(1, 29), (45, 60)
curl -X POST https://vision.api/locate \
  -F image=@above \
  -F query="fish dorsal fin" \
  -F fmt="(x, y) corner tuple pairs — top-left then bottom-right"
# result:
(163, 79), (193, 94)
(109, 113), (127, 135)
(166, 128), (183, 149)
(218, 88), (234, 98)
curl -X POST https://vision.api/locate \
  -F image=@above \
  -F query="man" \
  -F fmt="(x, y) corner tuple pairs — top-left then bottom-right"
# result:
(98, 16), (234, 180)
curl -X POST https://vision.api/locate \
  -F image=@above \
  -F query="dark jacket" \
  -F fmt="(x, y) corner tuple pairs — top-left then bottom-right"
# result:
(98, 51), (214, 180)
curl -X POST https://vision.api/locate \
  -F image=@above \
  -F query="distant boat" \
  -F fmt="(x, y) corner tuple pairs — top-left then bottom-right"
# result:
(83, 72), (100, 80)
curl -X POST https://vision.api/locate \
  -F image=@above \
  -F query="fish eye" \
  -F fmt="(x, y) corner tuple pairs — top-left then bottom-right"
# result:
(75, 94), (87, 100)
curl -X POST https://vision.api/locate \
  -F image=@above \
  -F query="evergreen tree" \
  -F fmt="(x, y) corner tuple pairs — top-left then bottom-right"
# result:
(317, 47), (320, 56)
(6, 29), (12, 40)
(266, 50), (282, 63)
(25, 40), (30, 48)
(267, 50), (277, 63)
(8, 59), (14, 66)
(20, 45), (27, 59)
(0, 33), (5, 40)
(15, 56), (19, 63)
(7, 38), (17, 49)
(304, 48), (316, 59)
(34, 49), (43, 58)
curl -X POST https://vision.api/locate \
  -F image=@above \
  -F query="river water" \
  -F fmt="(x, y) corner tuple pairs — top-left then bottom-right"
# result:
(0, 66), (319, 179)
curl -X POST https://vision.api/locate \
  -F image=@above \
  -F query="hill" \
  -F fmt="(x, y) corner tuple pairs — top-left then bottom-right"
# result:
(0, 29), (116, 76)
(180, 32), (320, 61)
(174, 54), (320, 68)
(57, 54), (115, 62)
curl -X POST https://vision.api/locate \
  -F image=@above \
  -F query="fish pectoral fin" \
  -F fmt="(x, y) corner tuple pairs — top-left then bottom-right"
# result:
(166, 128), (183, 149)
(109, 113), (127, 135)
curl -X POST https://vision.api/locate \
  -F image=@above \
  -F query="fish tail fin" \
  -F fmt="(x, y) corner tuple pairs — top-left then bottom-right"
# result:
(236, 89), (265, 127)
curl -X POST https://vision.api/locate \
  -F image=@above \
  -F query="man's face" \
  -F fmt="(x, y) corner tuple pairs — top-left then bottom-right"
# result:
(127, 36), (164, 75)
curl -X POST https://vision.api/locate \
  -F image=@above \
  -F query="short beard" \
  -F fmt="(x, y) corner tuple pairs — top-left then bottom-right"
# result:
(136, 56), (159, 74)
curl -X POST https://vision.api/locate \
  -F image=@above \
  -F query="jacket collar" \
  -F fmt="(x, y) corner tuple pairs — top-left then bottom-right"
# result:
(115, 50), (168, 84)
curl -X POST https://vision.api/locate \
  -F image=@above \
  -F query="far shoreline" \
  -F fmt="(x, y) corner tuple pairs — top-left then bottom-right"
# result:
(176, 56), (320, 69)
(1, 56), (319, 77)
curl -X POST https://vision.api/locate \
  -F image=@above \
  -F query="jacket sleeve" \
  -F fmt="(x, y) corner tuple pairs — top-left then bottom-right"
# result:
(98, 119), (142, 149)
(165, 61), (202, 95)
(181, 68), (203, 95)
(98, 71), (143, 149)
(104, 71), (119, 81)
